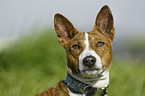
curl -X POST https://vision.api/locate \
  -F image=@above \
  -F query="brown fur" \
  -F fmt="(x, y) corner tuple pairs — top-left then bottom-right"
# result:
(36, 5), (115, 96)
(88, 31), (112, 71)
(66, 32), (85, 74)
(36, 81), (69, 96)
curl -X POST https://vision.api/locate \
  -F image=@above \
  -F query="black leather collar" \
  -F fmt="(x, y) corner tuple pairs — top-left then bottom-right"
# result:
(64, 72), (108, 96)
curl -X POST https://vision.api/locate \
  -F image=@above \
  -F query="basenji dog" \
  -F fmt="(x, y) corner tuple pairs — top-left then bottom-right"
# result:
(36, 5), (115, 96)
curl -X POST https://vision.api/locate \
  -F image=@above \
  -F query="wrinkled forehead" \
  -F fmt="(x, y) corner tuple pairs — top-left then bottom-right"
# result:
(87, 31), (109, 41)
(71, 32), (85, 41)
(71, 31), (108, 43)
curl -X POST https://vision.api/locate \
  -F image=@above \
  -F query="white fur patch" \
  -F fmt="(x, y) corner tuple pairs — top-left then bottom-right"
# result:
(68, 88), (85, 96)
(79, 32), (102, 76)
(93, 70), (109, 88)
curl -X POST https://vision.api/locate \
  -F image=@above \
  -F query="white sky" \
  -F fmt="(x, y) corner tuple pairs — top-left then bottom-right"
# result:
(0, 0), (145, 46)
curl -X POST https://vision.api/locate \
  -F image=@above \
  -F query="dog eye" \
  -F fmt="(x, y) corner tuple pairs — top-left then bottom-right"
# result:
(72, 44), (80, 49)
(96, 42), (105, 47)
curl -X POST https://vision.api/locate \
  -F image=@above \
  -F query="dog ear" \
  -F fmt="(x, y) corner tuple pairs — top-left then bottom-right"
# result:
(54, 13), (79, 47)
(94, 5), (115, 41)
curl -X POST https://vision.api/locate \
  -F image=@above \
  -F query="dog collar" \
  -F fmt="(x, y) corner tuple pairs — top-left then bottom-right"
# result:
(64, 72), (108, 95)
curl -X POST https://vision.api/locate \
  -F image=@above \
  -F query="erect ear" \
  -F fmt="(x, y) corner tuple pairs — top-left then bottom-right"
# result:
(94, 5), (115, 41)
(54, 13), (79, 48)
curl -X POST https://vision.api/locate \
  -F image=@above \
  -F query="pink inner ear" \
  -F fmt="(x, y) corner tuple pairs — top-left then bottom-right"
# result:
(56, 22), (69, 38)
(95, 5), (114, 41)
(54, 13), (79, 46)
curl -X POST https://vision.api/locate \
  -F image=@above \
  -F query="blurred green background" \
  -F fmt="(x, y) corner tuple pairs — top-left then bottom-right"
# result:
(0, 28), (145, 96)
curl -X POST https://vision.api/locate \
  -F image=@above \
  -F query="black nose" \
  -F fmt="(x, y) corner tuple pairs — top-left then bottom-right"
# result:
(83, 55), (96, 67)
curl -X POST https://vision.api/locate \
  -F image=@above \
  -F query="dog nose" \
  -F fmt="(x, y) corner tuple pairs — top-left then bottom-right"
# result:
(83, 55), (96, 67)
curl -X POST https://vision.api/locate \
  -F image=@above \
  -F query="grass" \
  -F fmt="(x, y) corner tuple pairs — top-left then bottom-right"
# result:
(0, 29), (145, 96)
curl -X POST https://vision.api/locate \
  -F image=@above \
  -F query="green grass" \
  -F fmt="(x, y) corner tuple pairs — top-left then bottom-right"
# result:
(0, 29), (145, 96)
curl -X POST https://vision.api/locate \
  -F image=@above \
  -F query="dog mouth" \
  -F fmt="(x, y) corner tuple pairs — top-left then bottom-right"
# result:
(81, 67), (103, 76)
(82, 68), (100, 72)
(80, 68), (103, 78)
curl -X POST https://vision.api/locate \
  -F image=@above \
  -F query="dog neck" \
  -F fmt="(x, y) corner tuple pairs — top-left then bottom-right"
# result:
(65, 69), (109, 95)
(67, 68), (109, 88)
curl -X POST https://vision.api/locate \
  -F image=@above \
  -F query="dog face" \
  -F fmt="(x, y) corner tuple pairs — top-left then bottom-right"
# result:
(54, 5), (115, 78)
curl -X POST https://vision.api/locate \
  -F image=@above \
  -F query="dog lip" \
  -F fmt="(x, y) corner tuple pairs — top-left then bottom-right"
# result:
(82, 68), (100, 72)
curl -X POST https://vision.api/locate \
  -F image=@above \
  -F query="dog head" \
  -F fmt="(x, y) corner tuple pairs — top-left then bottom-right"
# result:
(54, 5), (115, 78)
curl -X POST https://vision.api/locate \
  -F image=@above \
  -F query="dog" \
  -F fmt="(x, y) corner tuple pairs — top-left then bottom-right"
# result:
(36, 5), (115, 96)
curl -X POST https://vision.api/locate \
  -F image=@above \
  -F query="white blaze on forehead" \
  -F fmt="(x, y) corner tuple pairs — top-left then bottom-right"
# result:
(79, 32), (102, 75)
(84, 32), (89, 50)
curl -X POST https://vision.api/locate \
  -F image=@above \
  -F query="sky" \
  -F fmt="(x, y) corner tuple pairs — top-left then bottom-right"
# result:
(0, 0), (145, 49)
